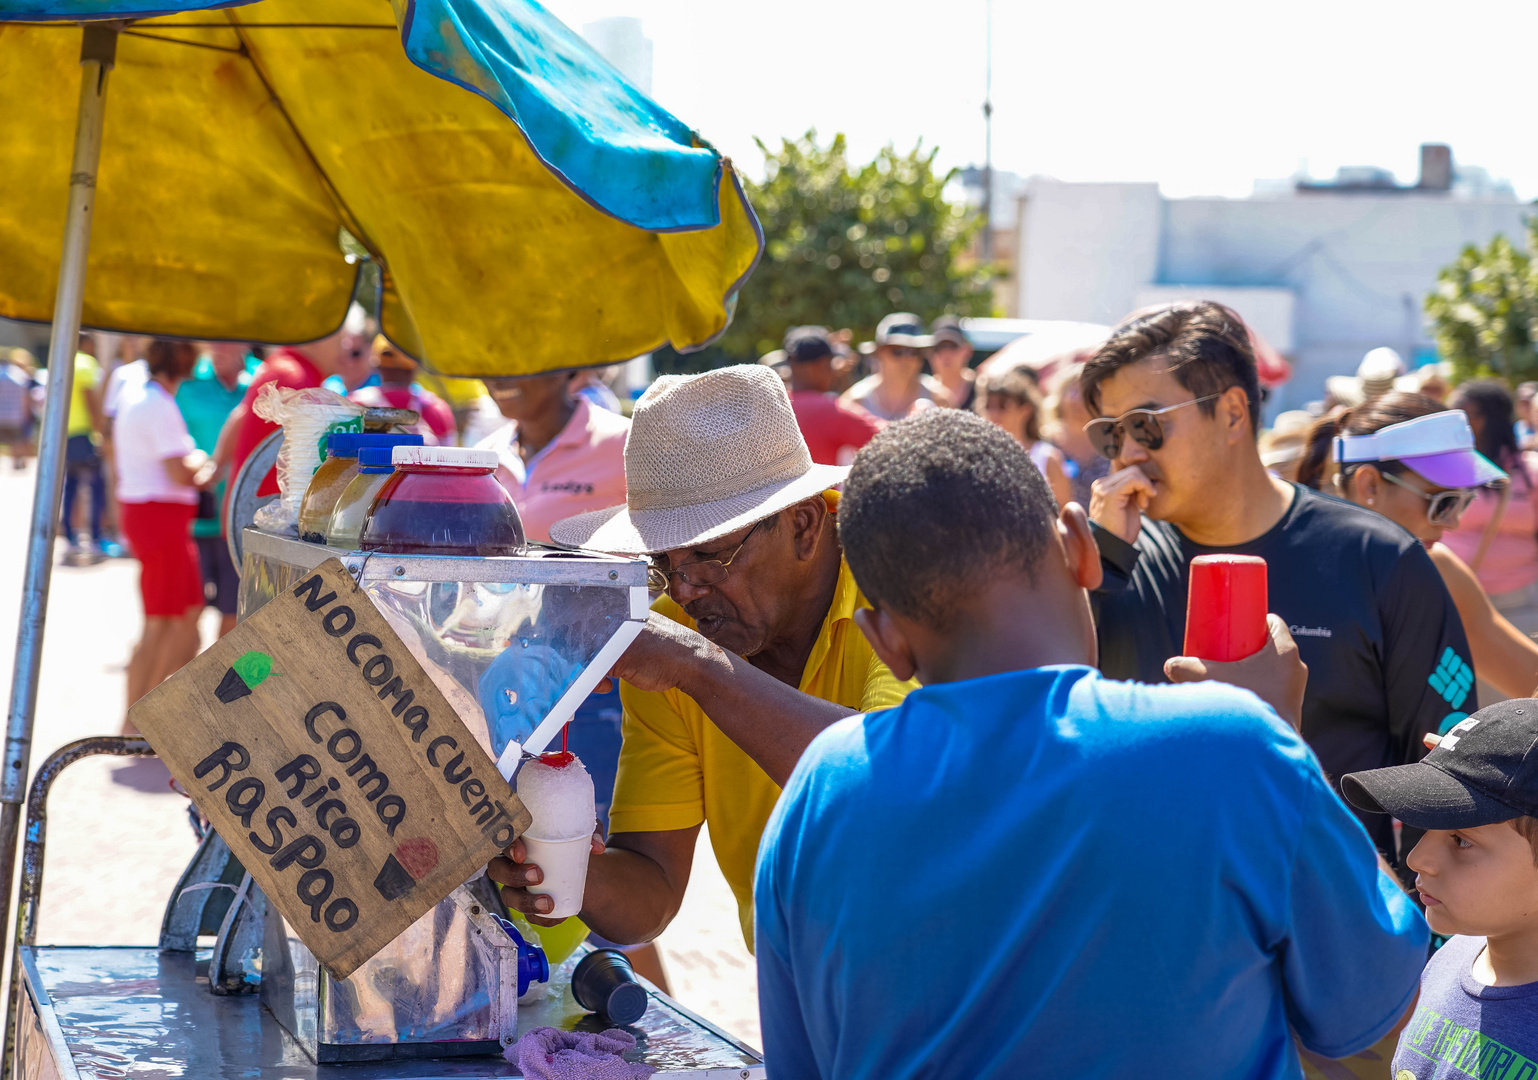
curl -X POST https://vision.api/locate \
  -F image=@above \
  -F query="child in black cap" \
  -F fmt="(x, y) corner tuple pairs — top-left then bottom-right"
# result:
(1343, 700), (1538, 1076)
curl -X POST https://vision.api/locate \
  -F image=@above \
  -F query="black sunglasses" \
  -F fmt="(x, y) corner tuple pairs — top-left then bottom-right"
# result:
(1083, 395), (1221, 460)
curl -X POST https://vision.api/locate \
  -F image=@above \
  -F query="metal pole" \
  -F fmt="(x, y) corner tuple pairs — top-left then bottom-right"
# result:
(980, 0), (994, 263)
(0, 23), (116, 968)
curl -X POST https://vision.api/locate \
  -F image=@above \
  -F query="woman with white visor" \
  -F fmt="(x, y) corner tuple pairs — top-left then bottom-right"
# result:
(1298, 392), (1538, 702)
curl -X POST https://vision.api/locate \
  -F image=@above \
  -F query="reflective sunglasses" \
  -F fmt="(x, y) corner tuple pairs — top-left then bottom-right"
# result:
(1083, 395), (1221, 460)
(1380, 470), (1477, 527)
(648, 517), (767, 591)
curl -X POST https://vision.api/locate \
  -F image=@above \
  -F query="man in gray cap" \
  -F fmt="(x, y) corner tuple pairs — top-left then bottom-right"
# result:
(489, 364), (914, 952)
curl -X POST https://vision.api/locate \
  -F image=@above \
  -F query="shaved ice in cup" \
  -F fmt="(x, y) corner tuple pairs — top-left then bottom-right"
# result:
(518, 752), (596, 840)
(516, 752), (596, 919)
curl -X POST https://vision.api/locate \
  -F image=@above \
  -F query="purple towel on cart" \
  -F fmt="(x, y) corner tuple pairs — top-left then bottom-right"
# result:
(508, 1026), (655, 1079)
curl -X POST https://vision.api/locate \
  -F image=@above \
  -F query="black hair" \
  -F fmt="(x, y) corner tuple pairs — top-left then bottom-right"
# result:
(838, 409), (1058, 632)
(146, 338), (195, 380)
(1450, 378), (1522, 471)
(1080, 301), (1261, 435)
(1296, 392), (1446, 492)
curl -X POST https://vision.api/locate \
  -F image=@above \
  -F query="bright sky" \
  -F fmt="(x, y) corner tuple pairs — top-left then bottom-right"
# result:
(541, 0), (1538, 200)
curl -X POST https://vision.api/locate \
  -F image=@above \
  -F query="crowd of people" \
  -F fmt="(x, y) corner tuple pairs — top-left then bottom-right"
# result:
(472, 300), (1535, 1078)
(21, 295), (1538, 1075)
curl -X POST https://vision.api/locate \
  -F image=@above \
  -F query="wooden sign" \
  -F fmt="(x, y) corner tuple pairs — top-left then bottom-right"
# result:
(129, 557), (530, 980)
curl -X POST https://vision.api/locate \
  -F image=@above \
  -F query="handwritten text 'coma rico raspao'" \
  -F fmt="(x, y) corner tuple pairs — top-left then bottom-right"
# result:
(189, 572), (519, 934)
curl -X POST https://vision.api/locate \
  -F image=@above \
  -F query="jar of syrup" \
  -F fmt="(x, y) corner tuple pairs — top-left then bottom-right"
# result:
(327, 444), (404, 549)
(359, 445), (524, 556)
(299, 432), (422, 544)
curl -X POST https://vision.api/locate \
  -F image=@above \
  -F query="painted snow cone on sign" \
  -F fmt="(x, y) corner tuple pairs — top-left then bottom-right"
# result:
(374, 837), (442, 902)
(215, 651), (274, 704)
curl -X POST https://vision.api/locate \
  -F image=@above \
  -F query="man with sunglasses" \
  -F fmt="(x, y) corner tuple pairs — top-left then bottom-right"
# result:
(489, 364), (915, 953)
(1082, 301), (1473, 865)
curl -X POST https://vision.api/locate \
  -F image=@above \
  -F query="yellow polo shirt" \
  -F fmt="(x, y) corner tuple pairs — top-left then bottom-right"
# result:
(610, 555), (914, 950)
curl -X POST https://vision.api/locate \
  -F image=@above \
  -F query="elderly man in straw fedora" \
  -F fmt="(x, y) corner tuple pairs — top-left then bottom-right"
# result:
(488, 364), (916, 950)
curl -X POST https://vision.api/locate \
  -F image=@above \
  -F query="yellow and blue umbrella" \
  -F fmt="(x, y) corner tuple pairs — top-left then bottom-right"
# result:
(0, 0), (761, 970)
(0, 0), (762, 374)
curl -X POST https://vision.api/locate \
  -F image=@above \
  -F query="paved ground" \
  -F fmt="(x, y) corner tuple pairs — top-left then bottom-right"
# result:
(0, 459), (761, 1050)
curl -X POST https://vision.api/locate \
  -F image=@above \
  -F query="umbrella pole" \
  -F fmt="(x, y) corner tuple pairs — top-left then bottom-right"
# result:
(0, 23), (117, 988)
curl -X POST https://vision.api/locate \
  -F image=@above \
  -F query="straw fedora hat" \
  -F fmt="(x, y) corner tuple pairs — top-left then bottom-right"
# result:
(548, 365), (848, 555)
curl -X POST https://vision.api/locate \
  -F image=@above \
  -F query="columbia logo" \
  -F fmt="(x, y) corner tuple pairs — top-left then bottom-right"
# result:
(1428, 647), (1473, 712)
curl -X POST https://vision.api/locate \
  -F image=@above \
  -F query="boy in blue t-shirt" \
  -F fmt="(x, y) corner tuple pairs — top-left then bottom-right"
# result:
(754, 409), (1428, 1080)
(1344, 702), (1538, 1078)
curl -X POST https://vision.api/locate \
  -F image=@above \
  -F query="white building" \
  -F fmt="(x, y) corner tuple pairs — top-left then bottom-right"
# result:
(581, 17), (653, 96)
(1012, 146), (1529, 412)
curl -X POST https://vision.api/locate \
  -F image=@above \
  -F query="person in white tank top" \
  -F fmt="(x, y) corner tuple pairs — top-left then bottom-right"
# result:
(979, 364), (1071, 506)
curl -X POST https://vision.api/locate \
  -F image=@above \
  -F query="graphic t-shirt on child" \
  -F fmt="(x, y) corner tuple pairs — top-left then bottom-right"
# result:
(1394, 934), (1538, 1079)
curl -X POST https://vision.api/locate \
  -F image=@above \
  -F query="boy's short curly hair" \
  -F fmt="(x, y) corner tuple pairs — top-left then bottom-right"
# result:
(838, 409), (1059, 633)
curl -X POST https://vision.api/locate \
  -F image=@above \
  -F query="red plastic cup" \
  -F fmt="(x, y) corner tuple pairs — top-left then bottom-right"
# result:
(1183, 555), (1269, 662)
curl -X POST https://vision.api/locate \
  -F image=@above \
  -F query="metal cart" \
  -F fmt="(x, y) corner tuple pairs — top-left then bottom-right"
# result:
(6, 515), (768, 1077)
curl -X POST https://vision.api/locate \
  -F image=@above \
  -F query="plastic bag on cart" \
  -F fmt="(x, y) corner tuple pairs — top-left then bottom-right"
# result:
(252, 499), (297, 537)
(252, 383), (364, 530)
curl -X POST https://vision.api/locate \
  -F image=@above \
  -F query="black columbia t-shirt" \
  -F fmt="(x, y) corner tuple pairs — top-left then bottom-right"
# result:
(1093, 483), (1474, 855)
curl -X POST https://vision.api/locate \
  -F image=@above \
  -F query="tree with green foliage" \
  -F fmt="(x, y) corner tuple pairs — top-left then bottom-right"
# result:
(1425, 219), (1538, 385)
(656, 130), (995, 373)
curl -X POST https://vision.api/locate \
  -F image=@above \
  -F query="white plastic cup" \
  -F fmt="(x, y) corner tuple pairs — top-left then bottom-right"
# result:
(522, 834), (591, 919)
(279, 406), (364, 517)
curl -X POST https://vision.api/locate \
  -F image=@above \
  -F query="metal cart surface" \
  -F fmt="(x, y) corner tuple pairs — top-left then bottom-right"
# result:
(15, 946), (765, 1080)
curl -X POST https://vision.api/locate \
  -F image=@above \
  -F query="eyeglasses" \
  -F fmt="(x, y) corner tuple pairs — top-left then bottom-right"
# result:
(884, 346), (925, 360)
(1083, 395), (1221, 460)
(1380, 470), (1477, 527)
(648, 517), (768, 591)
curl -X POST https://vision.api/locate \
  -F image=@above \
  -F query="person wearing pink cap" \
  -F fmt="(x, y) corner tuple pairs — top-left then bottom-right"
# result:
(1299, 393), (1538, 703)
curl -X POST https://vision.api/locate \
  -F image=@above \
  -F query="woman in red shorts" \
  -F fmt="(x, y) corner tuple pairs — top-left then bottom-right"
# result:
(113, 340), (212, 732)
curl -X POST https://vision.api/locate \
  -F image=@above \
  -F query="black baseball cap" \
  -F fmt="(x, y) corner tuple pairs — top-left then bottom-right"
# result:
(1342, 699), (1538, 830)
(784, 326), (834, 363)
(930, 315), (968, 348)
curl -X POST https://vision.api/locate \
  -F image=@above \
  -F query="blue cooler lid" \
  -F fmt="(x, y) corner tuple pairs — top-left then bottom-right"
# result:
(356, 433), (425, 473)
(325, 432), (363, 458)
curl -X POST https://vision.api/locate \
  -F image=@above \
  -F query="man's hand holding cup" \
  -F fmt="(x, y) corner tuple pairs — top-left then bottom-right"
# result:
(1165, 614), (1308, 731)
(489, 826), (605, 925)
